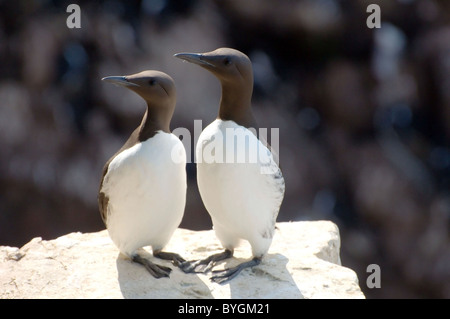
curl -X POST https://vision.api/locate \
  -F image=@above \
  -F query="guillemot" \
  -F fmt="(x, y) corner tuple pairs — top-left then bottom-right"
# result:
(99, 70), (187, 278)
(174, 48), (285, 283)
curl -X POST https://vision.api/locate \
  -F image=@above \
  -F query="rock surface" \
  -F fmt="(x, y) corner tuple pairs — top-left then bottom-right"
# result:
(0, 221), (364, 299)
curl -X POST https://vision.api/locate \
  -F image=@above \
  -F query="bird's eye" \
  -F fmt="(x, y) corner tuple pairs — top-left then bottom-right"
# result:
(149, 79), (156, 86)
(223, 58), (232, 66)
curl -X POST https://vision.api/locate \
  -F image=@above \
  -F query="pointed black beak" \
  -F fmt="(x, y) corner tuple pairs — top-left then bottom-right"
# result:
(174, 53), (215, 68)
(101, 76), (140, 87)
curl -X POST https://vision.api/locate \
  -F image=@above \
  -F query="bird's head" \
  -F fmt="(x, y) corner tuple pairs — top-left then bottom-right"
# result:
(102, 70), (177, 136)
(174, 48), (253, 88)
(102, 70), (176, 110)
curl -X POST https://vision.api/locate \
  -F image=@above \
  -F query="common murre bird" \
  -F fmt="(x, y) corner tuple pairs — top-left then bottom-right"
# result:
(174, 48), (285, 283)
(99, 70), (187, 278)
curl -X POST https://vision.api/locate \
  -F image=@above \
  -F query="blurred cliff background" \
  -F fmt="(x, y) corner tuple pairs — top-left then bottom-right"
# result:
(0, 0), (449, 298)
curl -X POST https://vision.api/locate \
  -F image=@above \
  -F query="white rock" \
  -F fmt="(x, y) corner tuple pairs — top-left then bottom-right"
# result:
(0, 221), (364, 299)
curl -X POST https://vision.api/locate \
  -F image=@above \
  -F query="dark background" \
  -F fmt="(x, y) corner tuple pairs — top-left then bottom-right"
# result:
(0, 0), (449, 298)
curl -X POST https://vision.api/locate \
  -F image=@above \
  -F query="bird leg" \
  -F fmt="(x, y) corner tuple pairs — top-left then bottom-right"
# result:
(132, 253), (172, 278)
(210, 257), (261, 284)
(179, 249), (233, 273)
(153, 250), (186, 266)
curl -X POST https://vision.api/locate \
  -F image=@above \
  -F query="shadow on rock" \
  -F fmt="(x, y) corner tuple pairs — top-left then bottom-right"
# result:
(222, 253), (303, 299)
(116, 249), (213, 299)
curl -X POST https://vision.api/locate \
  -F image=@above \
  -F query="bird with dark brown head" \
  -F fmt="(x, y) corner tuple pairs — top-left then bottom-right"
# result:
(175, 48), (285, 284)
(99, 70), (187, 279)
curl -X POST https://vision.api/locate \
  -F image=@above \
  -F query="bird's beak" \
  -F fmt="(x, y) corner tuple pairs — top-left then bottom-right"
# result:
(101, 76), (140, 87)
(174, 53), (215, 68)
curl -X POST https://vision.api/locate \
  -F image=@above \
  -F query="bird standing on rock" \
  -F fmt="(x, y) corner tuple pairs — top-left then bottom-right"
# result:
(174, 48), (285, 284)
(99, 70), (187, 279)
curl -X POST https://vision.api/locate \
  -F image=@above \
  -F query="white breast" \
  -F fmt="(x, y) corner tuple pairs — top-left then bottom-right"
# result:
(196, 119), (285, 257)
(101, 131), (187, 256)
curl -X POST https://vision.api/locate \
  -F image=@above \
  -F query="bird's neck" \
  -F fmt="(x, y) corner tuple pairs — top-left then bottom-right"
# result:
(138, 104), (171, 141)
(218, 82), (257, 129)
